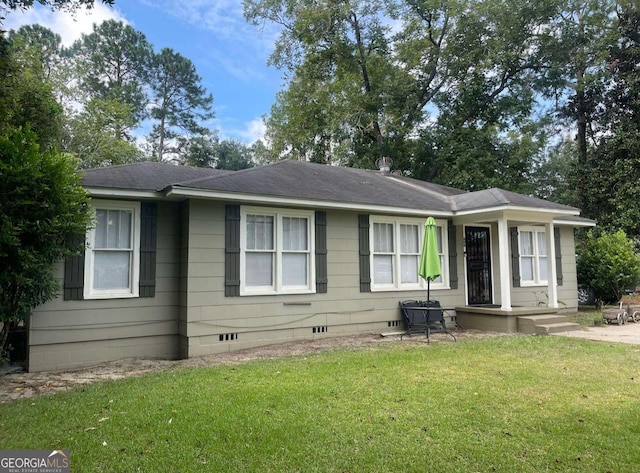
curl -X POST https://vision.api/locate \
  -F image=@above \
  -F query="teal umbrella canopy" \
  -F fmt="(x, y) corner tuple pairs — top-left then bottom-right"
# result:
(419, 217), (441, 283)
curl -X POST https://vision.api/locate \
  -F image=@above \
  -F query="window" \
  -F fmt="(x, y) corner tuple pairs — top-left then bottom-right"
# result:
(84, 201), (140, 299)
(370, 217), (447, 291)
(241, 207), (315, 295)
(518, 227), (547, 285)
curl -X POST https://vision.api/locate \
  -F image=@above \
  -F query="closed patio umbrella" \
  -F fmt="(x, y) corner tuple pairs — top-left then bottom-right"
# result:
(419, 217), (441, 303)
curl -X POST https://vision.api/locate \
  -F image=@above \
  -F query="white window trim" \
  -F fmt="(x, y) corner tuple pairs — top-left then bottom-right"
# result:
(518, 226), (548, 287)
(84, 200), (141, 299)
(240, 206), (316, 296)
(370, 216), (449, 292)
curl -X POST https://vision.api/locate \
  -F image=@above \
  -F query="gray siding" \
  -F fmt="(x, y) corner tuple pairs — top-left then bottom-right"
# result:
(510, 226), (578, 311)
(28, 196), (580, 372)
(28, 202), (182, 372)
(183, 203), (467, 357)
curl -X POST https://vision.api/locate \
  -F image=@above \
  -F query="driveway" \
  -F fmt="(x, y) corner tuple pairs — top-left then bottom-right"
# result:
(553, 322), (640, 345)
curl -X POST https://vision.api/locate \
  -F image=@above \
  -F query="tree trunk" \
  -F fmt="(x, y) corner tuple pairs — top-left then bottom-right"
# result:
(576, 64), (588, 212)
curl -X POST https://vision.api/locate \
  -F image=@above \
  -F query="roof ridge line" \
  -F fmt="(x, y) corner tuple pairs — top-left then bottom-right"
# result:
(172, 160), (292, 187)
(388, 175), (454, 206)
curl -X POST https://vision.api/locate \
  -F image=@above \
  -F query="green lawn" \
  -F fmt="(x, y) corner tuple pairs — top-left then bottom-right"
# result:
(1, 335), (639, 472)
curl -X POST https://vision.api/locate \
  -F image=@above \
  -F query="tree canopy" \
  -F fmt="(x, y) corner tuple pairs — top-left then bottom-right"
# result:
(244, 0), (640, 240)
(1, 0), (113, 12)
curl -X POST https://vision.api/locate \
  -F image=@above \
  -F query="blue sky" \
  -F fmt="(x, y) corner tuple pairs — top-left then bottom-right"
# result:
(3, 0), (283, 144)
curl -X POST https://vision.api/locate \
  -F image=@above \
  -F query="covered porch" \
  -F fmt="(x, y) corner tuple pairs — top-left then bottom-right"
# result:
(454, 206), (567, 313)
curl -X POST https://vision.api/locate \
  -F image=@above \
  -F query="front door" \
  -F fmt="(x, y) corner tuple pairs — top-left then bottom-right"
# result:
(465, 226), (493, 305)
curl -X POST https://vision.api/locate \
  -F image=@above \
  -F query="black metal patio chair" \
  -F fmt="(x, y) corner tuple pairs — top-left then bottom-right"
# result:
(399, 300), (456, 344)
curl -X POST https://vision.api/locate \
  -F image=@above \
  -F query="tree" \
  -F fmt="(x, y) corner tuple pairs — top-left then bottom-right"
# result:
(1, 0), (113, 11)
(69, 19), (153, 140)
(175, 135), (256, 170)
(7, 24), (62, 79)
(171, 130), (220, 167)
(0, 32), (62, 148)
(581, 2), (640, 239)
(147, 48), (214, 162)
(576, 230), (640, 308)
(531, 139), (579, 206)
(0, 128), (92, 357)
(1, 0), (114, 26)
(245, 0), (575, 193)
(214, 139), (254, 170)
(545, 1), (617, 213)
(63, 97), (142, 167)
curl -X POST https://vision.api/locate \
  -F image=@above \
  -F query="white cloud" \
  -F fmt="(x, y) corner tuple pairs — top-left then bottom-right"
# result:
(3, 3), (126, 46)
(217, 117), (266, 145)
(240, 117), (267, 143)
(138, 0), (280, 83)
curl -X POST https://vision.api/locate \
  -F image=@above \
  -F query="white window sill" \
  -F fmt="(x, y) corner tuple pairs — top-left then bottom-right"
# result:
(519, 281), (548, 288)
(371, 285), (450, 292)
(83, 292), (139, 300)
(241, 288), (316, 296)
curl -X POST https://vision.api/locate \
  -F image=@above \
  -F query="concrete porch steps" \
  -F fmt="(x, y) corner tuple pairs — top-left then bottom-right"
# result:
(517, 314), (581, 335)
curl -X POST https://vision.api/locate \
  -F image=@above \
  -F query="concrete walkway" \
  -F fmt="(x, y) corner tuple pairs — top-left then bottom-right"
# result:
(552, 321), (640, 345)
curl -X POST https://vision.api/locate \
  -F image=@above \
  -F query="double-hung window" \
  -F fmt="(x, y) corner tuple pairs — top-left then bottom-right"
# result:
(371, 217), (447, 291)
(518, 227), (547, 285)
(84, 200), (140, 299)
(241, 207), (315, 295)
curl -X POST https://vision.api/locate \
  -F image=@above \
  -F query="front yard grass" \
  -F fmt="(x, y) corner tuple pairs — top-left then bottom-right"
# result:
(1, 335), (639, 472)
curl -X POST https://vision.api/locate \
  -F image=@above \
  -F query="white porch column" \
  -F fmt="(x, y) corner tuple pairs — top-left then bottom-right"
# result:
(545, 222), (559, 308)
(497, 218), (512, 311)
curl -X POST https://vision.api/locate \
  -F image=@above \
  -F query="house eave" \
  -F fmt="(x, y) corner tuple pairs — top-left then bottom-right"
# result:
(454, 204), (580, 220)
(84, 185), (588, 225)
(85, 187), (162, 200)
(554, 217), (597, 227)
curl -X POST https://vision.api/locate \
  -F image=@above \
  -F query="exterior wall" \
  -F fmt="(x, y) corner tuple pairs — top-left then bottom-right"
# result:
(28, 201), (182, 372)
(27, 194), (581, 372)
(510, 226), (578, 312)
(556, 226), (579, 311)
(183, 202), (467, 357)
(178, 200), (191, 358)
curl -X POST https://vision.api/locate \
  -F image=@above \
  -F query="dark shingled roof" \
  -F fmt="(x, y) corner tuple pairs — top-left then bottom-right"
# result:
(451, 188), (579, 213)
(81, 161), (228, 191)
(79, 160), (580, 216)
(174, 160), (465, 211)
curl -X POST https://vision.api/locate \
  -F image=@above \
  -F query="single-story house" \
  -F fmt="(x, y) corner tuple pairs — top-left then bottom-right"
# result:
(28, 160), (594, 371)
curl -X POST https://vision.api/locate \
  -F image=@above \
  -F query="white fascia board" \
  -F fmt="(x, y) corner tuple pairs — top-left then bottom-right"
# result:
(554, 218), (597, 227)
(453, 204), (579, 219)
(85, 187), (161, 199)
(165, 187), (452, 217)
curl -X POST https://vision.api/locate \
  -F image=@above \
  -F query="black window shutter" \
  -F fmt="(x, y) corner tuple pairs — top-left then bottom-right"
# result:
(554, 227), (563, 286)
(225, 204), (241, 297)
(447, 220), (458, 289)
(358, 215), (371, 292)
(63, 236), (85, 300)
(510, 227), (521, 288)
(315, 211), (328, 293)
(139, 202), (158, 298)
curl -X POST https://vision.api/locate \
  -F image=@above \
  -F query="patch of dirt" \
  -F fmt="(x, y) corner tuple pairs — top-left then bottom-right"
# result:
(0, 330), (502, 403)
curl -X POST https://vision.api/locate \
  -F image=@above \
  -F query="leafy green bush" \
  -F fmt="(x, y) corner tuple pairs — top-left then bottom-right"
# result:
(0, 128), (92, 357)
(576, 229), (640, 307)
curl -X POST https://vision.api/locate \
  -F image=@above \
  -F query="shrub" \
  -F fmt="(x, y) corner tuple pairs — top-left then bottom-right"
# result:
(576, 229), (640, 307)
(0, 128), (92, 357)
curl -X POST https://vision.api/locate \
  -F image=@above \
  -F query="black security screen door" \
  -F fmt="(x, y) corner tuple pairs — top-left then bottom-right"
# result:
(465, 226), (493, 305)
